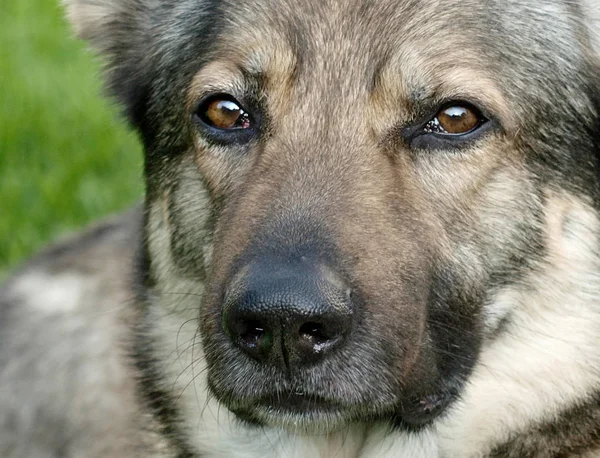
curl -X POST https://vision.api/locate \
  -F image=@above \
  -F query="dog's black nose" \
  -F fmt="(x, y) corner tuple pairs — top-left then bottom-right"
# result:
(222, 259), (354, 367)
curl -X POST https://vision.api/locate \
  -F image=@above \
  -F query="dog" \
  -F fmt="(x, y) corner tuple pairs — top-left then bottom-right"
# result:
(2, 0), (600, 456)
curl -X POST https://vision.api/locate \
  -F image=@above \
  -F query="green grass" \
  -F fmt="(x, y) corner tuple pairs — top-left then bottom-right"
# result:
(0, 1), (143, 276)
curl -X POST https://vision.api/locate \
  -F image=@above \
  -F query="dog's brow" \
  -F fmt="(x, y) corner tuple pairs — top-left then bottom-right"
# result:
(435, 68), (512, 129)
(409, 87), (430, 105)
(393, 68), (510, 129)
(186, 61), (247, 111)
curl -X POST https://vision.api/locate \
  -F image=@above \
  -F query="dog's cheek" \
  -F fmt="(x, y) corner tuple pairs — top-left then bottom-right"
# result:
(167, 163), (215, 280)
(413, 140), (545, 334)
(143, 156), (216, 319)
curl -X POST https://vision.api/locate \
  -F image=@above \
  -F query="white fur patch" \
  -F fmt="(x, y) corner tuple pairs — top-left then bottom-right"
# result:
(360, 427), (438, 458)
(10, 272), (88, 314)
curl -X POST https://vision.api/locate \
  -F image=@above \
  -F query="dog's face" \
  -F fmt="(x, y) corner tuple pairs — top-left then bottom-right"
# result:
(68, 0), (600, 434)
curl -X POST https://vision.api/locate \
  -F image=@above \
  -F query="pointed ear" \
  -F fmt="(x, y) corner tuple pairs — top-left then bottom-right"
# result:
(62, 0), (153, 127)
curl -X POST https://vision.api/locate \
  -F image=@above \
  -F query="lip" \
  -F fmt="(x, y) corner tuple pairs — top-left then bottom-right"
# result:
(229, 392), (351, 429)
(229, 388), (457, 432)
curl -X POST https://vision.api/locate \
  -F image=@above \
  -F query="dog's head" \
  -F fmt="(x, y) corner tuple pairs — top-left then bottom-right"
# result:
(66, 0), (600, 434)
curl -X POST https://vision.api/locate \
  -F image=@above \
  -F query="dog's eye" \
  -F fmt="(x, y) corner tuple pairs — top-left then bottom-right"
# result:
(404, 102), (492, 150)
(196, 95), (252, 130)
(424, 104), (483, 135)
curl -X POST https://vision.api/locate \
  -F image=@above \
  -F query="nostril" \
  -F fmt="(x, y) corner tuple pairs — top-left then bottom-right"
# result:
(298, 321), (340, 349)
(228, 317), (274, 359)
(239, 320), (270, 348)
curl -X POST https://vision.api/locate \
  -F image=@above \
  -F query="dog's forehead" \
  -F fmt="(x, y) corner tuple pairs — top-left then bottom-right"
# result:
(198, 0), (581, 103)
(209, 0), (576, 68)
(215, 0), (480, 74)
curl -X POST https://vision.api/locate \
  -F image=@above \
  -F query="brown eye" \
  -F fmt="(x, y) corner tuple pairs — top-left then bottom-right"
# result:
(425, 104), (483, 135)
(197, 95), (251, 130)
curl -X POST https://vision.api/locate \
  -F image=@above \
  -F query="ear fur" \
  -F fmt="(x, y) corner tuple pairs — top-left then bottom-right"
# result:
(63, 0), (152, 52)
(65, 0), (118, 43)
(62, 0), (153, 128)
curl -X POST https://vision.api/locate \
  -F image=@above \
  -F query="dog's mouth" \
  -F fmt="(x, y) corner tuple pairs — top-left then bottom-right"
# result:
(226, 388), (456, 433)
(228, 391), (355, 431)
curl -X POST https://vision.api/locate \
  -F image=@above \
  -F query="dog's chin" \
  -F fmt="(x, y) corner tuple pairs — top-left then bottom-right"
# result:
(235, 408), (351, 434)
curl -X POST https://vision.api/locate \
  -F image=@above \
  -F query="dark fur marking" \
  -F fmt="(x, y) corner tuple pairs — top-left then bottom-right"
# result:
(490, 393), (600, 457)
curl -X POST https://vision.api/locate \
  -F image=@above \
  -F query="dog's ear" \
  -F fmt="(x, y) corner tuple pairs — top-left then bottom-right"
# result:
(65, 0), (129, 47)
(63, 0), (153, 127)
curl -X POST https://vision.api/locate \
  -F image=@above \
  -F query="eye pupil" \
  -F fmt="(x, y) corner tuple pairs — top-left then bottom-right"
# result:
(199, 96), (252, 130)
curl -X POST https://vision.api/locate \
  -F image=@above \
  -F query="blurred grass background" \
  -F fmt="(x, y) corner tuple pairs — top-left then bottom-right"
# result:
(0, 0), (143, 277)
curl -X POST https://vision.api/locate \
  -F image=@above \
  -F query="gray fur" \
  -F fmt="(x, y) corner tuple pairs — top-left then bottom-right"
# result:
(0, 208), (166, 457)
